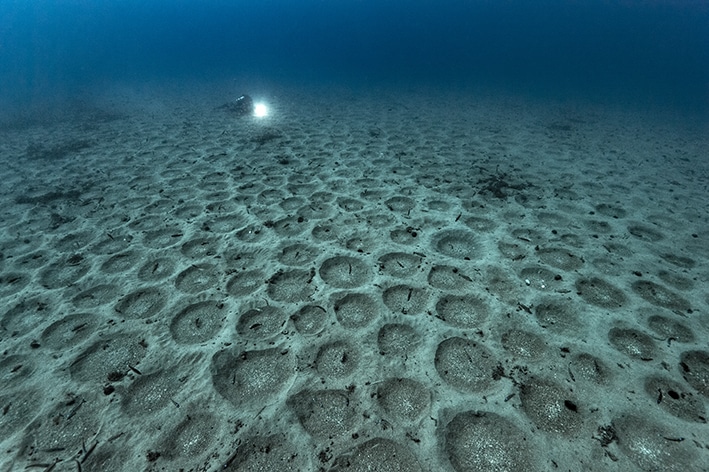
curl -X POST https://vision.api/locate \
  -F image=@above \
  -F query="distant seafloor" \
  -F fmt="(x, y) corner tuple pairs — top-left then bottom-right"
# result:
(0, 78), (707, 470)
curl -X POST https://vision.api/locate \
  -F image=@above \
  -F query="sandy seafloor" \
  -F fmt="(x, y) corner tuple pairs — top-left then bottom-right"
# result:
(0, 81), (708, 472)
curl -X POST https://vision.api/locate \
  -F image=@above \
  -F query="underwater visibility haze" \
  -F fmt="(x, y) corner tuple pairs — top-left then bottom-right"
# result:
(0, 1), (708, 471)
(1, 0), (708, 113)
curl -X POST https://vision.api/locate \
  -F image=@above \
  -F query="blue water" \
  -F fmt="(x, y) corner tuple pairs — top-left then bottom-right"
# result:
(1, 2), (709, 470)
(1, 0), (707, 116)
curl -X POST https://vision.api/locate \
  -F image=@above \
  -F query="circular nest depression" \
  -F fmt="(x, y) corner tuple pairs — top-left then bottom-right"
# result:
(644, 375), (707, 423)
(121, 371), (181, 416)
(0, 271), (31, 297)
(278, 243), (319, 266)
(100, 251), (142, 274)
(575, 277), (627, 309)
(69, 333), (148, 383)
(159, 413), (218, 461)
(594, 203), (627, 218)
(382, 285), (430, 315)
(608, 327), (657, 360)
(175, 263), (219, 294)
(627, 224), (664, 242)
(434, 337), (499, 393)
(114, 287), (167, 319)
(377, 323), (421, 356)
(286, 389), (358, 440)
(501, 329), (546, 359)
(568, 352), (612, 385)
(647, 315), (695, 343)
(266, 269), (316, 302)
(384, 196), (416, 213)
(533, 299), (580, 332)
(333, 292), (380, 329)
(170, 301), (226, 344)
(444, 411), (537, 472)
(137, 257), (176, 282)
(427, 265), (474, 291)
(320, 256), (371, 288)
(612, 413), (699, 471)
(39, 261), (90, 289)
(376, 378), (431, 423)
(315, 340), (358, 378)
(290, 305), (328, 336)
(226, 269), (265, 296)
(236, 306), (287, 340)
(222, 433), (309, 472)
(330, 438), (422, 472)
(71, 284), (119, 308)
(536, 247), (584, 271)
(235, 224), (267, 243)
(431, 229), (480, 260)
(40, 313), (99, 350)
(435, 294), (490, 329)
(180, 237), (220, 258)
(378, 252), (423, 278)
(211, 348), (296, 408)
(679, 350), (709, 397)
(519, 377), (584, 434)
(631, 280), (691, 312)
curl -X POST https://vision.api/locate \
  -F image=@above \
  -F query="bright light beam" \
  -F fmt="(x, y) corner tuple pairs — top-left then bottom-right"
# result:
(253, 102), (268, 118)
